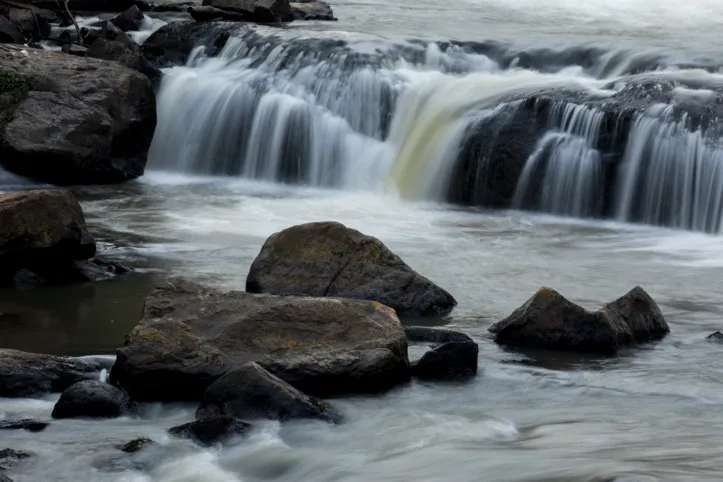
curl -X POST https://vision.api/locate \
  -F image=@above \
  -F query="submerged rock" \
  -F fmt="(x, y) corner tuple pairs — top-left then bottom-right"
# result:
(0, 472), (11, 482)
(405, 326), (473, 344)
(290, 1), (335, 20)
(260, 347), (410, 397)
(0, 448), (32, 471)
(97, 437), (169, 473)
(111, 5), (144, 31)
(197, 362), (340, 423)
(0, 348), (98, 397)
(118, 437), (156, 453)
(246, 221), (457, 317)
(411, 341), (479, 381)
(0, 419), (49, 432)
(110, 278), (409, 401)
(168, 417), (252, 446)
(0, 44), (156, 185)
(489, 286), (669, 353)
(706, 331), (723, 342)
(52, 380), (131, 419)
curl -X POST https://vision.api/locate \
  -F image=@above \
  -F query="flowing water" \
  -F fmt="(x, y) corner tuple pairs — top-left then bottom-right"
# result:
(3, 1), (723, 481)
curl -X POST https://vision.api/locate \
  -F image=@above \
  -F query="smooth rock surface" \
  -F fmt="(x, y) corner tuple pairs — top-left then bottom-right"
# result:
(110, 278), (409, 401)
(489, 286), (669, 353)
(0, 348), (98, 397)
(0, 44), (156, 185)
(52, 380), (131, 419)
(197, 362), (340, 422)
(411, 341), (479, 380)
(246, 221), (457, 317)
(405, 326), (473, 344)
(168, 416), (252, 446)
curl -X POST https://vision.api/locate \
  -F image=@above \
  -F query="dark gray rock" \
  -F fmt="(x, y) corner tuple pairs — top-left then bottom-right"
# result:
(489, 286), (669, 353)
(0, 472), (11, 482)
(707, 331), (723, 342)
(405, 326), (473, 344)
(0, 349), (98, 397)
(142, 21), (241, 68)
(188, 5), (248, 22)
(246, 221), (457, 317)
(87, 39), (161, 84)
(0, 44), (156, 186)
(118, 437), (156, 453)
(202, 0), (293, 22)
(197, 362), (340, 422)
(4, 7), (55, 41)
(260, 348), (410, 397)
(290, 1), (335, 20)
(0, 16), (23, 44)
(0, 419), (49, 432)
(411, 341), (479, 380)
(0, 448), (31, 471)
(111, 5), (144, 31)
(96, 437), (169, 473)
(52, 380), (131, 419)
(110, 278), (409, 401)
(168, 417), (252, 446)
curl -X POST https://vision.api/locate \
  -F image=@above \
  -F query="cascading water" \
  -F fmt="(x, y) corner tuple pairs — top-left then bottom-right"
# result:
(147, 28), (723, 234)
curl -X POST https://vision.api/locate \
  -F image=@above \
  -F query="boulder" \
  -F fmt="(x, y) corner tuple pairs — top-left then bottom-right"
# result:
(489, 286), (669, 354)
(110, 278), (409, 401)
(246, 222), (457, 318)
(259, 347), (410, 397)
(111, 5), (144, 31)
(118, 437), (156, 453)
(87, 39), (161, 84)
(0, 44), (156, 185)
(0, 16), (23, 44)
(0, 348), (99, 397)
(196, 362), (340, 423)
(202, 0), (293, 22)
(290, 1), (335, 20)
(0, 419), (49, 432)
(411, 341), (479, 381)
(168, 416), (252, 446)
(707, 331), (723, 342)
(0, 448), (31, 471)
(52, 380), (131, 419)
(405, 326), (473, 344)
(188, 5), (248, 22)
(4, 7), (54, 41)
(142, 20), (241, 68)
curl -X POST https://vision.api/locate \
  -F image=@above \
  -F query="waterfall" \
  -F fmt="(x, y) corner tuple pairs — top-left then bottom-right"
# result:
(147, 28), (723, 234)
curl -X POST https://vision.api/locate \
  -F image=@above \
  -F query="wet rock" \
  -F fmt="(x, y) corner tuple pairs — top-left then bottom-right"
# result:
(118, 437), (156, 453)
(142, 20), (242, 68)
(411, 341), (479, 381)
(260, 348), (410, 397)
(0, 419), (49, 432)
(197, 362), (340, 423)
(489, 286), (669, 354)
(405, 326), (473, 344)
(168, 416), (252, 446)
(71, 257), (133, 282)
(707, 331), (723, 342)
(87, 39), (161, 84)
(246, 221), (457, 317)
(0, 44), (156, 185)
(0, 472), (11, 482)
(61, 43), (88, 56)
(4, 7), (55, 41)
(290, 1), (335, 20)
(0, 348), (98, 397)
(52, 380), (131, 419)
(202, 0), (293, 22)
(0, 448), (32, 471)
(111, 5), (144, 31)
(188, 5), (248, 22)
(110, 278), (409, 401)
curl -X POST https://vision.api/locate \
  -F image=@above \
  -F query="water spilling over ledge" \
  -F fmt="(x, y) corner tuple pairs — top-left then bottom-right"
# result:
(147, 27), (723, 233)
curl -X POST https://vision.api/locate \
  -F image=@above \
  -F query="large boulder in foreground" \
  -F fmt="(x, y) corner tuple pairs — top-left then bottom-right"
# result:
(0, 348), (99, 397)
(196, 362), (340, 422)
(110, 278), (409, 401)
(52, 380), (131, 419)
(246, 222), (457, 318)
(489, 286), (669, 354)
(0, 44), (156, 185)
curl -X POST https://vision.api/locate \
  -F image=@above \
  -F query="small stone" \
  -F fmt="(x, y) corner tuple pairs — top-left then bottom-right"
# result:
(168, 417), (252, 446)
(0, 419), (49, 432)
(118, 437), (155, 453)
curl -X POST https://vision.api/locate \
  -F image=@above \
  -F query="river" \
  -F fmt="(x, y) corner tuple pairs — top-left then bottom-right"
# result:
(2, 0), (723, 481)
